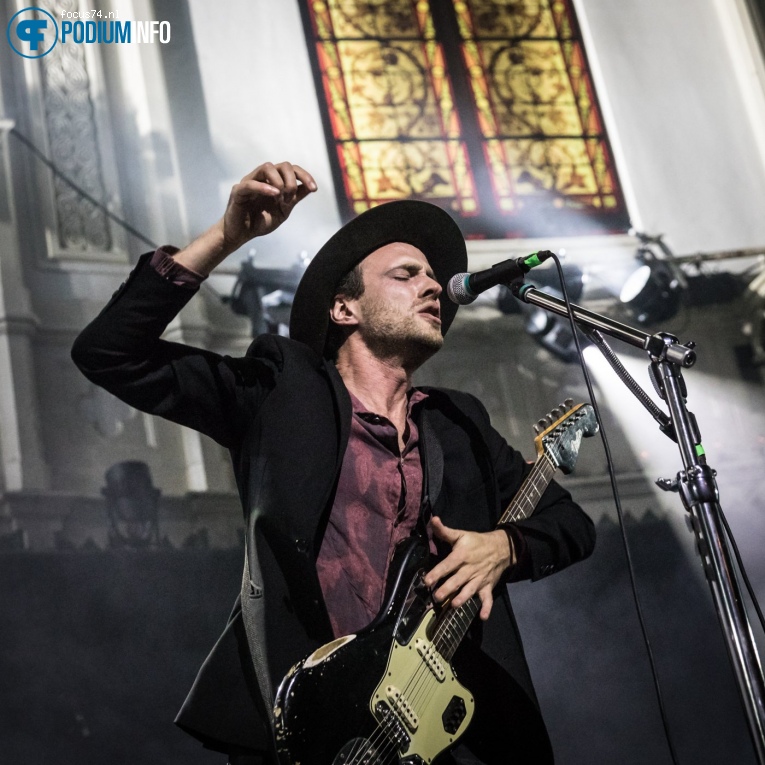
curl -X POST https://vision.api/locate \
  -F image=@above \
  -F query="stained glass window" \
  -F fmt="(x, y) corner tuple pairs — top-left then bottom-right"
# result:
(301, 0), (629, 237)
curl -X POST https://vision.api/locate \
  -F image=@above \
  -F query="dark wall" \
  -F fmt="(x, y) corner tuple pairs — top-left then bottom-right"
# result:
(513, 513), (757, 765)
(0, 517), (757, 764)
(0, 549), (242, 765)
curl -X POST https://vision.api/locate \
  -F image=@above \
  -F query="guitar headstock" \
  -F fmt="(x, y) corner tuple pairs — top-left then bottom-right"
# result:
(533, 398), (599, 474)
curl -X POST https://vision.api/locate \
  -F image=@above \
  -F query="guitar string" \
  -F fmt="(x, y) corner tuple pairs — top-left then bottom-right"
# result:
(347, 428), (570, 763)
(382, 456), (561, 762)
(341, 422), (571, 764)
(379, 431), (568, 759)
(428, 424), (569, 665)
(371, 428), (569, 759)
(432, 454), (558, 663)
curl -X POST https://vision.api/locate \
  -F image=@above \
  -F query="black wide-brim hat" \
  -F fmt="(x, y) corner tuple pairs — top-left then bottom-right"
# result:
(290, 200), (467, 356)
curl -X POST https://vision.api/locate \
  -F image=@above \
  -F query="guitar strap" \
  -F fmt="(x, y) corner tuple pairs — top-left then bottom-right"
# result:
(419, 404), (444, 534)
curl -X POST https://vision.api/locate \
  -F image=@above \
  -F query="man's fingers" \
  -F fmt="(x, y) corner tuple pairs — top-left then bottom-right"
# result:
(231, 180), (281, 202)
(430, 516), (461, 544)
(423, 524), (509, 620)
(477, 587), (494, 620)
(217, 161), (317, 249)
(293, 164), (318, 192)
(294, 181), (315, 205)
(424, 555), (461, 589)
(251, 162), (285, 190)
(440, 571), (477, 608)
(275, 162), (298, 200)
(235, 163), (317, 213)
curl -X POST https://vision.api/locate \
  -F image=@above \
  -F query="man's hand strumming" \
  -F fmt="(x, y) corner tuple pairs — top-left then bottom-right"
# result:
(423, 516), (515, 621)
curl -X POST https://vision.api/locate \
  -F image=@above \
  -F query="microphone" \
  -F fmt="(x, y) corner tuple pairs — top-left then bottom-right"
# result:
(447, 251), (554, 305)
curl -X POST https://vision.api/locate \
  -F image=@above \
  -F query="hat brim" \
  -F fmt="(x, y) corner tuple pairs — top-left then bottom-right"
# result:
(289, 200), (467, 356)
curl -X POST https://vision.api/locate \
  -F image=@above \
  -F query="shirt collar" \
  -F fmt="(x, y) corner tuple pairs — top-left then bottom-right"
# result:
(349, 389), (428, 418)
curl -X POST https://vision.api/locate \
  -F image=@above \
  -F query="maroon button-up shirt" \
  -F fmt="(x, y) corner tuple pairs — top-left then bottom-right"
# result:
(316, 391), (429, 637)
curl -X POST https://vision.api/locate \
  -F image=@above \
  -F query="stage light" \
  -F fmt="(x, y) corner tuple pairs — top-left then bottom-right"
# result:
(619, 248), (682, 325)
(499, 263), (586, 362)
(524, 302), (581, 362)
(524, 263), (586, 362)
(620, 237), (751, 327)
(224, 254), (305, 337)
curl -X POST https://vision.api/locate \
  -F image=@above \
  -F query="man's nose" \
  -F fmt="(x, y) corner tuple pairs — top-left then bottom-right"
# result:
(422, 274), (442, 299)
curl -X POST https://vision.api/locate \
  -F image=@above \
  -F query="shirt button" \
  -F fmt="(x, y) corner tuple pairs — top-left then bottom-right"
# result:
(294, 538), (308, 554)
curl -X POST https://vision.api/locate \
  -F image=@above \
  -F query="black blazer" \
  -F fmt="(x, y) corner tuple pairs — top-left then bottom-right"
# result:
(71, 253), (596, 760)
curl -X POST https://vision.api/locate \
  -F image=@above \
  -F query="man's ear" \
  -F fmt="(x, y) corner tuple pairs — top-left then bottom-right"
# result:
(329, 294), (359, 328)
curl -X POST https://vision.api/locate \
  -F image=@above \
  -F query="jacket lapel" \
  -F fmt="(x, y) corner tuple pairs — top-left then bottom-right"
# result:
(416, 403), (445, 516)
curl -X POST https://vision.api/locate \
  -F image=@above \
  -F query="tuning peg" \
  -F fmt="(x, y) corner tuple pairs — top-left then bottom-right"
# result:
(564, 398), (574, 409)
(550, 407), (563, 421)
(536, 419), (548, 432)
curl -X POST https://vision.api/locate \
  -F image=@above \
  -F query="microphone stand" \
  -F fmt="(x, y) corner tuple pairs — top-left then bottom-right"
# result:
(511, 282), (765, 762)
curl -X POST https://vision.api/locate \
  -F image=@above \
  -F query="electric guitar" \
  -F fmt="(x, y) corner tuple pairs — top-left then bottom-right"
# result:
(274, 400), (599, 765)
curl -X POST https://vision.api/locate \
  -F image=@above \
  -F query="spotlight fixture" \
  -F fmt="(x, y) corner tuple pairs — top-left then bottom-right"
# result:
(499, 262), (586, 362)
(619, 246), (683, 325)
(224, 253), (306, 337)
(621, 235), (751, 326)
(524, 301), (581, 362)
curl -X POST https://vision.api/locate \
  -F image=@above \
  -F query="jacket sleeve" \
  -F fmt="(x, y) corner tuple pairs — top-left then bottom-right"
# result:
(474, 397), (596, 582)
(70, 251), (281, 449)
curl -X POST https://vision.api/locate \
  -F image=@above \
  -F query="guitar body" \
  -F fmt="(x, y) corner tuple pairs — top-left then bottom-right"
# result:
(274, 539), (548, 765)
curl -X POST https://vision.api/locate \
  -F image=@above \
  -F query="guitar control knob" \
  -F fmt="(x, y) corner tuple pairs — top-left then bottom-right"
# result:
(442, 695), (467, 735)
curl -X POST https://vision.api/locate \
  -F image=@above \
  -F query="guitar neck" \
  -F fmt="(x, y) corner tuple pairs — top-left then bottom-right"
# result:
(498, 453), (557, 524)
(432, 453), (558, 661)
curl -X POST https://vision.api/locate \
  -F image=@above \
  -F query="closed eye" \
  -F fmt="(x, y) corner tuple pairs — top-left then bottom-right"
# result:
(389, 265), (428, 280)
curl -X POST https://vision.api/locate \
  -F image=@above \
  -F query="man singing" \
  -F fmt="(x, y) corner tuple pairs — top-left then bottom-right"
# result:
(71, 161), (595, 764)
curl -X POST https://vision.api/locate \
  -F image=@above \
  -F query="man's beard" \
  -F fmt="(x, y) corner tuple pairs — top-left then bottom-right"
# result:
(358, 296), (444, 368)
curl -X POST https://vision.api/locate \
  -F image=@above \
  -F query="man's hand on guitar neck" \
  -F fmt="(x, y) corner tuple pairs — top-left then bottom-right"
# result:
(424, 517), (516, 621)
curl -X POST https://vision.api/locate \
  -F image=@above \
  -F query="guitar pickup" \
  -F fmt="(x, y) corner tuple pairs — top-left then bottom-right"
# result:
(385, 686), (419, 732)
(416, 638), (446, 681)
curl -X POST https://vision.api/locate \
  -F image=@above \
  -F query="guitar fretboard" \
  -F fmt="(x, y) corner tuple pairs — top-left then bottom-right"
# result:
(500, 453), (558, 524)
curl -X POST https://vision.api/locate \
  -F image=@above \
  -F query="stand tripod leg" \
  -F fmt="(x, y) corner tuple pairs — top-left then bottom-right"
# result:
(690, 499), (765, 762)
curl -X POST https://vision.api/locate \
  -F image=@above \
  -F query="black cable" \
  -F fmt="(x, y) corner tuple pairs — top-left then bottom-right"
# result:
(9, 126), (159, 250)
(584, 328), (674, 437)
(9, 126), (224, 303)
(718, 505), (765, 638)
(548, 253), (681, 765)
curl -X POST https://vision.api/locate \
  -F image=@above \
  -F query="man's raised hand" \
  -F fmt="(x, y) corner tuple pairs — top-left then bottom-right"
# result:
(222, 162), (317, 252)
(174, 161), (317, 276)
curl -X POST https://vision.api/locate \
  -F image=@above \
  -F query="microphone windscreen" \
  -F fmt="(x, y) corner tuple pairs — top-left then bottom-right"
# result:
(447, 273), (476, 305)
